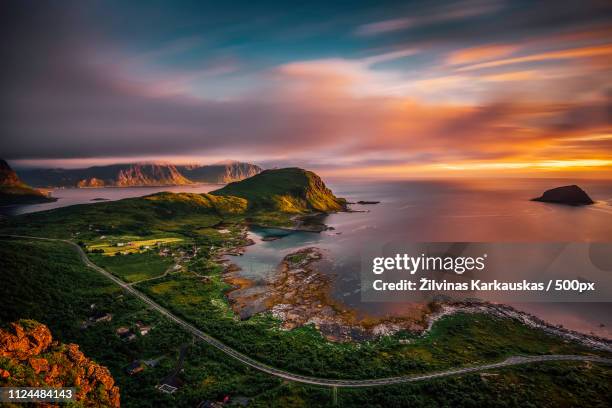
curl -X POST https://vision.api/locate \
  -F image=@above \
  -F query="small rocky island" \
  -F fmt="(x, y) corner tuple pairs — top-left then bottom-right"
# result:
(532, 185), (594, 206)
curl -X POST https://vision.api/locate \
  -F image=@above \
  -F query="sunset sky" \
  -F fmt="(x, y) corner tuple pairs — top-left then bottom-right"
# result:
(1, 0), (611, 178)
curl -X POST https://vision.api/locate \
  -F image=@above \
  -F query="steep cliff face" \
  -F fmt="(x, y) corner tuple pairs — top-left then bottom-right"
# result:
(0, 160), (53, 205)
(114, 163), (191, 186)
(0, 320), (120, 407)
(0, 159), (22, 187)
(20, 161), (261, 187)
(21, 163), (192, 188)
(178, 161), (262, 183)
(71, 163), (193, 187)
(77, 177), (105, 188)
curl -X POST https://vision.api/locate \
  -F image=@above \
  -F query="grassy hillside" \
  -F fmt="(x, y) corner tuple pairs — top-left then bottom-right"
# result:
(0, 192), (246, 239)
(0, 185), (54, 205)
(211, 168), (346, 213)
(0, 168), (345, 236)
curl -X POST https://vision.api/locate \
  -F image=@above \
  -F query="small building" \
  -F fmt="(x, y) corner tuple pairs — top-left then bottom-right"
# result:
(125, 361), (144, 375)
(135, 322), (152, 336)
(157, 383), (177, 394)
(144, 358), (161, 368)
(115, 326), (130, 336)
(90, 312), (112, 323)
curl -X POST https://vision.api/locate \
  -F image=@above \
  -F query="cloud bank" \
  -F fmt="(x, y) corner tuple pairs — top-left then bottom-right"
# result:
(1, 0), (611, 177)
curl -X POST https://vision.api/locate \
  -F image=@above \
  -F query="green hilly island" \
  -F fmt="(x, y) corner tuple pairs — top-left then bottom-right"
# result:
(212, 167), (347, 212)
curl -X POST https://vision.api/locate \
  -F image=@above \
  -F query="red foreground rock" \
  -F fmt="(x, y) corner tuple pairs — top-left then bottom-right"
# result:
(0, 320), (120, 407)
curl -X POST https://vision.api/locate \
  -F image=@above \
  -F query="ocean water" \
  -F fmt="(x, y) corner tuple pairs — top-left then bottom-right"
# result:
(3, 178), (612, 337)
(231, 178), (612, 338)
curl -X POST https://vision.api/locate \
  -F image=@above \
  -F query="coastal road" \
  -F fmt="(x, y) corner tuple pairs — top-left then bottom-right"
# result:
(4, 235), (612, 388)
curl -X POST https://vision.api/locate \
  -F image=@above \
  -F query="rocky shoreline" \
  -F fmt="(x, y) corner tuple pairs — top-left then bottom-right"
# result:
(266, 247), (433, 341)
(216, 226), (612, 349)
(220, 241), (433, 342)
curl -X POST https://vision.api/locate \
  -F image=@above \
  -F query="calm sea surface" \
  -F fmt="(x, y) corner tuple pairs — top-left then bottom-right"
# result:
(3, 179), (612, 337)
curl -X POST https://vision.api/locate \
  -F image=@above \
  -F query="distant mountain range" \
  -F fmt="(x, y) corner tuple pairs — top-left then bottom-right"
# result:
(17, 161), (262, 188)
(0, 159), (55, 205)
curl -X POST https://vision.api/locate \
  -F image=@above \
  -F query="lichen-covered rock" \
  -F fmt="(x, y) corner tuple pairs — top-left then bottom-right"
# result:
(0, 320), (52, 359)
(0, 320), (120, 407)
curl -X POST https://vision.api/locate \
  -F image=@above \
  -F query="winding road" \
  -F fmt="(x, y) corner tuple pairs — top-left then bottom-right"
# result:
(4, 235), (611, 388)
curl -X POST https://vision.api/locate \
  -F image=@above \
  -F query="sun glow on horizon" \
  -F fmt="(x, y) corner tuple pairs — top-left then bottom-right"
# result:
(322, 158), (612, 179)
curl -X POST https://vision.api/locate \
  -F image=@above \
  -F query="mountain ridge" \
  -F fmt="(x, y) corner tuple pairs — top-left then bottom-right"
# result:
(18, 161), (262, 188)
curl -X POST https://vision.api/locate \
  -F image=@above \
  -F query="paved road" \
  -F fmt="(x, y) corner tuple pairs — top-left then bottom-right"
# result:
(4, 235), (611, 388)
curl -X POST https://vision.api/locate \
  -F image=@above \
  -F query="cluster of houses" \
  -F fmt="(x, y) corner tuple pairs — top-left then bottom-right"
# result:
(125, 358), (161, 376)
(81, 309), (112, 329)
(115, 321), (152, 342)
(114, 241), (152, 250)
(159, 244), (199, 260)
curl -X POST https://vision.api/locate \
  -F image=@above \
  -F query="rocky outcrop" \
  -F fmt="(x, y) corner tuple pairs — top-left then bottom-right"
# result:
(178, 161), (262, 183)
(0, 159), (22, 187)
(114, 163), (191, 186)
(532, 185), (594, 205)
(0, 159), (54, 205)
(0, 320), (120, 407)
(226, 247), (429, 342)
(77, 177), (105, 188)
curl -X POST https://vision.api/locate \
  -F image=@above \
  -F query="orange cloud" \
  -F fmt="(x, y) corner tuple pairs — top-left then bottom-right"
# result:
(447, 44), (519, 65)
(457, 44), (612, 71)
(481, 70), (537, 82)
